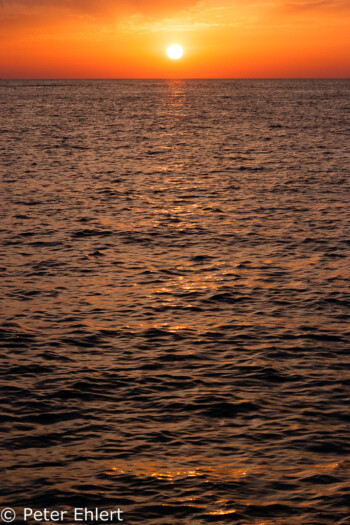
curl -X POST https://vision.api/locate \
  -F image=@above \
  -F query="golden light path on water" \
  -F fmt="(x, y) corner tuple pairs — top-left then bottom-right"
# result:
(105, 459), (346, 520)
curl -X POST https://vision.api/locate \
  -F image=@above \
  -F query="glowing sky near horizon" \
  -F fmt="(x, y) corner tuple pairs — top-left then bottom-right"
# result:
(0, 0), (349, 78)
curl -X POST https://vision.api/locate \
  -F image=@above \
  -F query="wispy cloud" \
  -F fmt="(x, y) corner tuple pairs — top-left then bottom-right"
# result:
(0, 0), (201, 18)
(1, 0), (349, 36)
(118, 2), (237, 34)
(277, 0), (350, 13)
(120, 18), (228, 33)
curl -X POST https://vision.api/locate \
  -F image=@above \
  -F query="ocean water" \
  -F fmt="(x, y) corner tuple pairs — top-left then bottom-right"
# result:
(0, 79), (349, 524)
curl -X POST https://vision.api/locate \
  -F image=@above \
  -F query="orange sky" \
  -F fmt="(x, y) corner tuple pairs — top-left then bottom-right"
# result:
(1, 0), (349, 78)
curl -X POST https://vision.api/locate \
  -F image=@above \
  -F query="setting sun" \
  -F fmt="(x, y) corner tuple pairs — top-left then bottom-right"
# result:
(167, 44), (183, 60)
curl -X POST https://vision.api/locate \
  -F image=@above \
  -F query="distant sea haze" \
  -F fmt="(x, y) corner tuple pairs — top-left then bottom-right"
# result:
(0, 79), (349, 524)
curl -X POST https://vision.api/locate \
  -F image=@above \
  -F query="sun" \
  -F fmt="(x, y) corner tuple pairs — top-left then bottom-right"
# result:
(167, 44), (183, 60)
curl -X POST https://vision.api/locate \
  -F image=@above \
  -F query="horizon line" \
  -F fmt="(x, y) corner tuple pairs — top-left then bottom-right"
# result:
(1, 77), (349, 81)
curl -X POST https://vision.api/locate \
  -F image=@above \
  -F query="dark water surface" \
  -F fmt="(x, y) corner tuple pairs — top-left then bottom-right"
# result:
(0, 79), (349, 524)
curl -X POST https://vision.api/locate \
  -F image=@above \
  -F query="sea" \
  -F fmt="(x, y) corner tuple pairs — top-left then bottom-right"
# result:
(0, 79), (349, 524)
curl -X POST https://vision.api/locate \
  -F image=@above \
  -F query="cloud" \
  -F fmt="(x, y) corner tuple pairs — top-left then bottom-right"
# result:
(1, 0), (349, 37)
(0, 0), (205, 38)
(0, 0), (200, 18)
(278, 0), (350, 13)
(120, 17), (228, 34)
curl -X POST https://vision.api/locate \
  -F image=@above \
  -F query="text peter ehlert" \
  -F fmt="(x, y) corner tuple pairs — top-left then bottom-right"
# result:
(1, 507), (124, 522)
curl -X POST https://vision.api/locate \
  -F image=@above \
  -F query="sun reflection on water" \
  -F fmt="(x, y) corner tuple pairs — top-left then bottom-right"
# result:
(106, 458), (253, 483)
